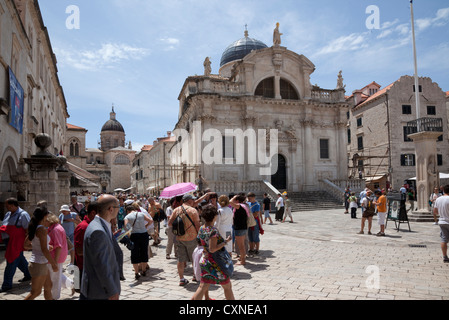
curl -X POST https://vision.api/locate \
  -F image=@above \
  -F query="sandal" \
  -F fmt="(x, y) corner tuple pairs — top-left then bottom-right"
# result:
(179, 278), (189, 286)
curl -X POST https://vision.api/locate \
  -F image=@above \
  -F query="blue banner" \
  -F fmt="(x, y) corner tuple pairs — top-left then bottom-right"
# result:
(9, 67), (24, 134)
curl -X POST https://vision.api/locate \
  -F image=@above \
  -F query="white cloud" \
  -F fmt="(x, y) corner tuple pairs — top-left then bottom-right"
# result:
(131, 142), (146, 152)
(381, 18), (400, 30)
(416, 7), (449, 31)
(159, 38), (180, 51)
(316, 33), (368, 55)
(55, 43), (150, 71)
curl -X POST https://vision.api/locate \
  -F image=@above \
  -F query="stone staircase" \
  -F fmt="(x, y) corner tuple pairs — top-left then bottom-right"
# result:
(287, 191), (344, 212)
(260, 180), (344, 212)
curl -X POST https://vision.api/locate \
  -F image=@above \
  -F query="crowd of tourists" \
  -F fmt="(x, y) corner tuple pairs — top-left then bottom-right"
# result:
(0, 186), (297, 300)
(2, 181), (448, 300)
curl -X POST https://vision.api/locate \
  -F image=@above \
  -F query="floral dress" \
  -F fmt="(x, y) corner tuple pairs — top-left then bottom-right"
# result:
(197, 225), (230, 285)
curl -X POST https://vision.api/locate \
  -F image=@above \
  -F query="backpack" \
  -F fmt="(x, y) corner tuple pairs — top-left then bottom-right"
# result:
(172, 206), (196, 236)
(364, 198), (375, 215)
(172, 212), (186, 236)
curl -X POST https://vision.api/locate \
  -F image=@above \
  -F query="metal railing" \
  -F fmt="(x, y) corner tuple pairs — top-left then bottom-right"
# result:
(405, 117), (443, 135)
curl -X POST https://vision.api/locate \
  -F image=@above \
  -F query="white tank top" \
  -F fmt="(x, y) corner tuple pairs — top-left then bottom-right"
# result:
(30, 225), (50, 264)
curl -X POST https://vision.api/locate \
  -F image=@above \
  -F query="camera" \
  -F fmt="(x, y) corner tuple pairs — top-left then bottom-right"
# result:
(119, 236), (134, 250)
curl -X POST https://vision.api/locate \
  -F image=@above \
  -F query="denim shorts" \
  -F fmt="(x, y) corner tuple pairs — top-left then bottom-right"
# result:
(263, 210), (270, 218)
(248, 224), (260, 243)
(234, 229), (247, 237)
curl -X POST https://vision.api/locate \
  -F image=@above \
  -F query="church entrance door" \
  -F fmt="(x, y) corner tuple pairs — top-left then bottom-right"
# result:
(271, 154), (287, 190)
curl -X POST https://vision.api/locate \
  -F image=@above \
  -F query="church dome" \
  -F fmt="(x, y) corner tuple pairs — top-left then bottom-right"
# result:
(220, 30), (268, 67)
(101, 119), (124, 133)
(101, 107), (125, 133)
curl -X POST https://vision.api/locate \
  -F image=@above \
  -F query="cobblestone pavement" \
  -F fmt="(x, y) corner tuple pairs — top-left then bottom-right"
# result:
(1, 207), (448, 301)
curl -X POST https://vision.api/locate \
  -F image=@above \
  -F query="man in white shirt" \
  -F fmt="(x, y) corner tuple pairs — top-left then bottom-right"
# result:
(433, 185), (449, 263)
(275, 194), (284, 221)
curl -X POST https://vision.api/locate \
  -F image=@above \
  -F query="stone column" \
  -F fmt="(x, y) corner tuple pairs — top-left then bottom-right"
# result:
(24, 133), (69, 215)
(408, 130), (441, 221)
(57, 156), (71, 208)
(274, 75), (281, 99)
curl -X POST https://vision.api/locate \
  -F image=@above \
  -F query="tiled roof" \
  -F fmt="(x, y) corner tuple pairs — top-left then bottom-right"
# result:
(355, 81), (397, 108)
(67, 123), (86, 130)
(141, 145), (153, 151)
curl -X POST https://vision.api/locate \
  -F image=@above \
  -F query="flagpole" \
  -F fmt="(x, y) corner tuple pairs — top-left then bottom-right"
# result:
(410, 0), (421, 120)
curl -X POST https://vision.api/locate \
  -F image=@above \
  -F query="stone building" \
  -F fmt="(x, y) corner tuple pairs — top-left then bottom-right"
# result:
(0, 0), (69, 214)
(131, 132), (176, 196)
(347, 75), (449, 190)
(446, 91), (449, 126)
(65, 107), (135, 194)
(170, 26), (349, 195)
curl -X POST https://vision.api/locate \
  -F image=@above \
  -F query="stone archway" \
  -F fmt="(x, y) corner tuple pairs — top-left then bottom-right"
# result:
(0, 156), (18, 203)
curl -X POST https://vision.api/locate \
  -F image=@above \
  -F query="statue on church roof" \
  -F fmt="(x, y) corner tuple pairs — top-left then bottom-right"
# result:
(204, 57), (212, 76)
(337, 70), (346, 89)
(273, 22), (282, 47)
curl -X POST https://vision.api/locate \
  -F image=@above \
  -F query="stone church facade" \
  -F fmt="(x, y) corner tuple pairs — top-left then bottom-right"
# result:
(65, 107), (135, 194)
(170, 26), (349, 195)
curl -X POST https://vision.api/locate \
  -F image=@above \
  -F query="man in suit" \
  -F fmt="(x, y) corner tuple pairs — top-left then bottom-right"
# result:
(80, 195), (121, 300)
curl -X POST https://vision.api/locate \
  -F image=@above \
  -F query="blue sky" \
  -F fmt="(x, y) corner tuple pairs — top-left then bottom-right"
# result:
(38, 0), (449, 151)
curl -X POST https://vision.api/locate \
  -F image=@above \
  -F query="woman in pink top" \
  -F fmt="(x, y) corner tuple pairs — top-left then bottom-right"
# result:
(47, 213), (74, 299)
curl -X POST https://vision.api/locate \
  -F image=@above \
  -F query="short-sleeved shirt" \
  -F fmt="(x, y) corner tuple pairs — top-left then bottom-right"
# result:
(59, 212), (78, 236)
(247, 201), (260, 214)
(125, 211), (148, 234)
(263, 198), (270, 211)
(117, 206), (126, 222)
(48, 223), (68, 264)
(0, 207), (30, 241)
(434, 195), (449, 225)
(276, 197), (284, 208)
(70, 202), (84, 215)
(285, 199), (291, 210)
(376, 195), (387, 213)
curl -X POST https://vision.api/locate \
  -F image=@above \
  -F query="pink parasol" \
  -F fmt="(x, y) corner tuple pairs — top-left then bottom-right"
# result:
(159, 182), (198, 199)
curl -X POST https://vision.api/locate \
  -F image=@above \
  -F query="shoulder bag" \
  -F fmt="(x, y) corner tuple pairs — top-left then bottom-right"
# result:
(212, 247), (233, 277)
(246, 203), (257, 228)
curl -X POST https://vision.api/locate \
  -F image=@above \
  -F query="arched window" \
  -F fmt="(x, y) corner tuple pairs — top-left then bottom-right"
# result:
(255, 77), (299, 100)
(114, 154), (130, 165)
(69, 139), (80, 157)
(280, 79), (299, 100)
(255, 77), (274, 98)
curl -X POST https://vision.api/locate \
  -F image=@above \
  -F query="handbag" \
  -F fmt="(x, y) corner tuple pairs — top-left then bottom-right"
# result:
(212, 247), (234, 277)
(246, 204), (257, 228)
(121, 212), (138, 251)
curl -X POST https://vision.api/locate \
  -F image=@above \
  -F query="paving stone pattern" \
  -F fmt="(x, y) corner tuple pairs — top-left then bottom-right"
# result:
(1, 208), (448, 300)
